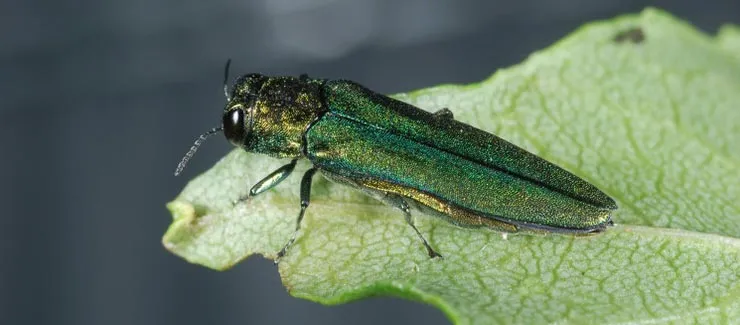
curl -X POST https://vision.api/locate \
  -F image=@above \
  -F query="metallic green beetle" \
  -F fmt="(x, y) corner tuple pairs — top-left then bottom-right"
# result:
(176, 62), (617, 261)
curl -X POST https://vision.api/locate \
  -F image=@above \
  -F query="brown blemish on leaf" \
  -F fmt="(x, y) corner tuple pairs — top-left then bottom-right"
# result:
(614, 27), (645, 43)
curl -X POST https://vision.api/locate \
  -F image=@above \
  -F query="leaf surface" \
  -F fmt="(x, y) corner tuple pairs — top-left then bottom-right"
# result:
(164, 8), (740, 324)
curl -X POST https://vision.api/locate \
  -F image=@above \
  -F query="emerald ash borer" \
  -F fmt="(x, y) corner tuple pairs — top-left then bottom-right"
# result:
(175, 61), (617, 261)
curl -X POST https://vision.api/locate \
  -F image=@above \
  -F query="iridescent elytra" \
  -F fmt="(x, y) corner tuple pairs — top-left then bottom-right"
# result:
(175, 61), (617, 261)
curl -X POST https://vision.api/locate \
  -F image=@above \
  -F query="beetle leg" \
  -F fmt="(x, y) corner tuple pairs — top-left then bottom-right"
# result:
(275, 167), (318, 263)
(385, 194), (443, 259)
(235, 159), (298, 204)
(433, 108), (454, 120)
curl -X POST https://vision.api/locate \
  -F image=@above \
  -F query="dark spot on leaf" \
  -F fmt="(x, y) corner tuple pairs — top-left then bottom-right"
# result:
(613, 27), (645, 44)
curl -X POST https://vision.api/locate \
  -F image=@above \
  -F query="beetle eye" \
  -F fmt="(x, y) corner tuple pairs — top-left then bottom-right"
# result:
(223, 109), (246, 146)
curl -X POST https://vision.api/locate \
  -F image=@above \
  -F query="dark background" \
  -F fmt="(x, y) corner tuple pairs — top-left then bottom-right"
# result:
(2, 1), (738, 324)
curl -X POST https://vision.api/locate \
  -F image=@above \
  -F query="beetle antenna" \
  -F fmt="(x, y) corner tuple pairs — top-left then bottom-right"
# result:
(223, 58), (232, 101)
(174, 126), (223, 176)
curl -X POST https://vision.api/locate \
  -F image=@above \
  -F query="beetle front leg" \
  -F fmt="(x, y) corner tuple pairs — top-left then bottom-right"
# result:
(275, 167), (318, 263)
(234, 159), (298, 204)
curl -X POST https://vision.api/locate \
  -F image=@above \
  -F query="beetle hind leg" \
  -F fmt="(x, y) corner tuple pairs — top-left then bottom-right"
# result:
(433, 108), (454, 120)
(385, 193), (443, 259)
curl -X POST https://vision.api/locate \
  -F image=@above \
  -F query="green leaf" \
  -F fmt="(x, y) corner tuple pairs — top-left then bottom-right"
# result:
(718, 25), (740, 59)
(164, 8), (740, 325)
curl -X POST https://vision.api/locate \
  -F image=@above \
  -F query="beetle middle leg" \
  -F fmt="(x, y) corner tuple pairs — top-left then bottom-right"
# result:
(275, 167), (318, 263)
(384, 193), (443, 259)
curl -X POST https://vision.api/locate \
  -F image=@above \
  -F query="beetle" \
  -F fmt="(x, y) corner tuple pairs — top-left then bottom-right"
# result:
(175, 61), (617, 261)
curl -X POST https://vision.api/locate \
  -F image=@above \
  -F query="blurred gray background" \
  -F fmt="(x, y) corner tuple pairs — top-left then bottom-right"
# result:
(1, 1), (738, 324)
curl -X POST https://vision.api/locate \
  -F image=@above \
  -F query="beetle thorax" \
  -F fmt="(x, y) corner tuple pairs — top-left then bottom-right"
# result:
(240, 76), (326, 158)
